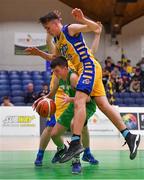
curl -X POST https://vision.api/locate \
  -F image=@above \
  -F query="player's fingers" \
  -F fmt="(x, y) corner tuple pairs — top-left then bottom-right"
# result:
(33, 97), (43, 108)
(72, 8), (78, 15)
(24, 48), (31, 52)
(54, 10), (61, 17)
(32, 97), (43, 110)
(57, 96), (65, 100)
(32, 101), (37, 110)
(32, 104), (36, 111)
(61, 100), (66, 106)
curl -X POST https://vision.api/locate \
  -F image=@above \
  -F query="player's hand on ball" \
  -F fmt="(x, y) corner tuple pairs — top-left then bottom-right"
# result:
(32, 98), (42, 111)
(32, 96), (46, 110)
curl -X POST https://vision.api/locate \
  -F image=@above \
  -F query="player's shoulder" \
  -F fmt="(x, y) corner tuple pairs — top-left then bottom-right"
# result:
(69, 71), (78, 83)
(62, 24), (79, 37)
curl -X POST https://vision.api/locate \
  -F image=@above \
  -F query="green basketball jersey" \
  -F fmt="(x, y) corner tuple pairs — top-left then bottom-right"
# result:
(59, 70), (75, 97)
(57, 70), (96, 129)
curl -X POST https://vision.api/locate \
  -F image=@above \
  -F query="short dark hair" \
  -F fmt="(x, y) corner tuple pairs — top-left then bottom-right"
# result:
(39, 12), (59, 24)
(50, 56), (68, 69)
(3, 96), (10, 101)
(42, 83), (48, 87)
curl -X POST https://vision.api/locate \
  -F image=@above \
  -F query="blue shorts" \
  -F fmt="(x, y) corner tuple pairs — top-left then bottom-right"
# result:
(46, 115), (56, 127)
(76, 60), (95, 95)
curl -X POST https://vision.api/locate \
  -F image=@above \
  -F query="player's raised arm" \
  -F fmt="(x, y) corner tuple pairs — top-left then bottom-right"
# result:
(68, 8), (101, 36)
(90, 22), (102, 55)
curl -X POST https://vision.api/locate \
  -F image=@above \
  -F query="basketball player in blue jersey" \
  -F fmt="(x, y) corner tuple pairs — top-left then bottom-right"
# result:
(26, 9), (140, 163)
(32, 31), (101, 168)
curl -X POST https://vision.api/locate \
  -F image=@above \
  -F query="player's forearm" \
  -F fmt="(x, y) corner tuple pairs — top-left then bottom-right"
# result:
(46, 35), (55, 54)
(81, 18), (100, 32)
(38, 50), (55, 61)
(90, 34), (101, 54)
(47, 43), (55, 54)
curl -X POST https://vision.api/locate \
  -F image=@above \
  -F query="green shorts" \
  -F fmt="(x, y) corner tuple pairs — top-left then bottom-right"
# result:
(57, 99), (96, 129)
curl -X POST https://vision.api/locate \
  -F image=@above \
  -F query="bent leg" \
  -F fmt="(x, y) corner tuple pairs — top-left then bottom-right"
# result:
(95, 96), (126, 131)
(35, 126), (53, 166)
(51, 122), (67, 148)
(39, 126), (53, 150)
(51, 123), (67, 163)
(95, 96), (140, 160)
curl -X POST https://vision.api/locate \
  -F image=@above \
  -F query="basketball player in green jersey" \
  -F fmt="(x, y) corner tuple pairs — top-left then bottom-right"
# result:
(51, 56), (96, 174)
(34, 56), (97, 174)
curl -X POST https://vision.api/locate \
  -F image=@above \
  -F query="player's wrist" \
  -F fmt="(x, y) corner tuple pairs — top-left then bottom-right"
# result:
(79, 17), (87, 24)
(37, 49), (43, 56)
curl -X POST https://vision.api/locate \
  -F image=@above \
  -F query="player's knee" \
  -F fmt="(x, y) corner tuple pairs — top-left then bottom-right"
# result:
(51, 130), (57, 139)
(97, 100), (109, 111)
(97, 101), (105, 110)
(95, 97), (110, 111)
(46, 126), (53, 133)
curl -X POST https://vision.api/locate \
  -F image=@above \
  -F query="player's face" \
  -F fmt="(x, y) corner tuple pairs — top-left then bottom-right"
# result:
(53, 66), (68, 80)
(3, 99), (10, 106)
(43, 20), (60, 36)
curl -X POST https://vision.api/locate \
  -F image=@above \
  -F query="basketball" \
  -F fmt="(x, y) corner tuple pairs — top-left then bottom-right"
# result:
(36, 98), (56, 118)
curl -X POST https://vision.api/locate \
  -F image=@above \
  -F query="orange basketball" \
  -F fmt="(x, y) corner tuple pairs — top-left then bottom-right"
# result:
(36, 98), (56, 118)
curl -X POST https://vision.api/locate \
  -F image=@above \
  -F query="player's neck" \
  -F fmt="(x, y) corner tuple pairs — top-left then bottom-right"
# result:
(62, 71), (68, 81)
(55, 24), (63, 39)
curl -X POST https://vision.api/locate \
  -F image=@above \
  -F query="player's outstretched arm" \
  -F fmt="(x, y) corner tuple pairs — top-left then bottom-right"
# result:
(68, 8), (101, 36)
(25, 47), (56, 61)
(25, 32), (60, 61)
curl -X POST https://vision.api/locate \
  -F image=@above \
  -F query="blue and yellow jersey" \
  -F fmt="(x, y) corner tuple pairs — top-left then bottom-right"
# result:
(53, 25), (98, 75)
(53, 24), (106, 97)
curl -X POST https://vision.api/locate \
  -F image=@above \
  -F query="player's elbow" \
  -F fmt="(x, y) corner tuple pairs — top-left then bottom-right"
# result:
(93, 25), (101, 33)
